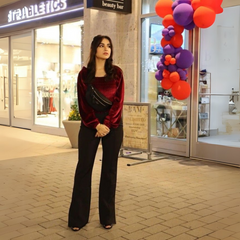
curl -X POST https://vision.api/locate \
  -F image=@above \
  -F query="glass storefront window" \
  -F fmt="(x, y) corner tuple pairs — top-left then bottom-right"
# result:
(141, 0), (156, 14)
(35, 20), (83, 128)
(61, 22), (82, 123)
(198, 6), (240, 147)
(35, 26), (60, 127)
(140, 15), (189, 140)
(142, 0), (177, 14)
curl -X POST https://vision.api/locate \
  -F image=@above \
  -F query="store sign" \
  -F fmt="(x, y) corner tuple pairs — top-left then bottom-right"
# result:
(8, 0), (67, 23)
(87, 0), (131, 14)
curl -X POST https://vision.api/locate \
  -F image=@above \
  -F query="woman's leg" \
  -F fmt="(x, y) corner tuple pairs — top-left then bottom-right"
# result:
(99, 125), (123, 225)
(68, 124), (100, 228)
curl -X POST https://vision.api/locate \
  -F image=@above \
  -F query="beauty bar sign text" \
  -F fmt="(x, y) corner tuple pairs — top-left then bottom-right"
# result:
(8, 0), (67, 23)
(87, 0), (131, 14)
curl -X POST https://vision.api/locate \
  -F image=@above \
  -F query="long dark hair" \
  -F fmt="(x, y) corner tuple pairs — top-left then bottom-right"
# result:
(85, 35), (115, 83)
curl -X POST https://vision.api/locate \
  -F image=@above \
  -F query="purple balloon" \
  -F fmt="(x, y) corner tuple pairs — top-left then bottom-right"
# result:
(175, 50), (194, 69)
(157, 61), (166, 71)
(155, 70), (163, 81)
(178, 0), (191, 4)
(169, 30), (175, 37)
(172, 1), (178, 10)
(173, 3), (193, 26)
(175, 47), (182, 54)
(160, 54), (166, 63)
(162, 28), (168, 36)
(163, 44), (175, 55)
(164, 34), (172, 41)
(184, 21), (196, 30)
(156, 61), (161, 70)
(177, 68), (187, 80)
(168, 64), (177, 73)
(168, 25), (174, 31)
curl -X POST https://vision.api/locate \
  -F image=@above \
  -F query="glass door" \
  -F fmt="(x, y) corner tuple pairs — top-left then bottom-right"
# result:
(191, 5), (240, 166)
(0, 38), (9, 125)
(140, 14), (191, 157)
(11, 32), (32, 129)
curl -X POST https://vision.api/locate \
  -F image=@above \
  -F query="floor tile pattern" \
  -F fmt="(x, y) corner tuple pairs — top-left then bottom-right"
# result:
(0, 126), (240, 239)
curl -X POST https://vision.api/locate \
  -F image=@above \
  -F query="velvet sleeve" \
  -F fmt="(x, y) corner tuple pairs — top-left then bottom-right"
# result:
(103, 69), (124, 129)
(77, 69), (100, 129)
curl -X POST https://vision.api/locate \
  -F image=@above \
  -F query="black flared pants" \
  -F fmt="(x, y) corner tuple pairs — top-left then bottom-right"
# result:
(68, 123), (123, 228)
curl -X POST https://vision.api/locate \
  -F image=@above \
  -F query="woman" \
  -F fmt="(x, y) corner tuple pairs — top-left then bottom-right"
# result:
(68, 35), (124, 231)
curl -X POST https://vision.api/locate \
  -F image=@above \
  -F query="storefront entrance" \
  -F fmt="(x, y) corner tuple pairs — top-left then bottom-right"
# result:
(0, 32), (32, 129)
(191, 3), (240, 166)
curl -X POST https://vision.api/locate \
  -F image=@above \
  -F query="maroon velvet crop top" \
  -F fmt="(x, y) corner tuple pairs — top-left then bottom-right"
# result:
(77, 66), (124, 129)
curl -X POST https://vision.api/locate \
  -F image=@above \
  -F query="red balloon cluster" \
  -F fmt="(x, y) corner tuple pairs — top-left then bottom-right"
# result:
(154, 0), (223, 100)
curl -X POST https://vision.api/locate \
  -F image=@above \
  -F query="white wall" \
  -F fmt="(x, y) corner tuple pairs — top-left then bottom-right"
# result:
(200, 6), (240, 132)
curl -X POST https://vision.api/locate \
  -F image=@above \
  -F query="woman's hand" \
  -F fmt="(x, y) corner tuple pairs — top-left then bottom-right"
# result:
(95, 124), (110, 137)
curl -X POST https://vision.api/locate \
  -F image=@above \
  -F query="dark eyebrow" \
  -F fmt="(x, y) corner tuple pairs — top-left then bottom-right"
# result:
(99, 42), (111, 47)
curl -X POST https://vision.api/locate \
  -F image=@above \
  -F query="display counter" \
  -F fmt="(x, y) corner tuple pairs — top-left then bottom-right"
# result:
(153, 101), (187, 139)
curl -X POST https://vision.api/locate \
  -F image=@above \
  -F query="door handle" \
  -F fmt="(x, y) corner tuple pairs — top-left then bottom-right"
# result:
(3, 76), (7, 109)
(15, 74), (19, 105)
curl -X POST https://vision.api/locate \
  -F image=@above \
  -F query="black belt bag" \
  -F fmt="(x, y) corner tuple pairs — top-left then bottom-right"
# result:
(85, 84), (112, 112)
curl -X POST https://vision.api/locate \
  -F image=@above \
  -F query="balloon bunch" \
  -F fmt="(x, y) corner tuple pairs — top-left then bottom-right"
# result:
(154, 0), (223, 100)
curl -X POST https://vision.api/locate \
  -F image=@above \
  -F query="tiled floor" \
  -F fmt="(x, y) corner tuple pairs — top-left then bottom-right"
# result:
(0, 125), (240, 240)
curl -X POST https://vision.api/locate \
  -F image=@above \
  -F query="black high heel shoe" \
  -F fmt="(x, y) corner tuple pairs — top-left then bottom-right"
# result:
(102, 224), (112, 230)
(71, 227), (80, 231)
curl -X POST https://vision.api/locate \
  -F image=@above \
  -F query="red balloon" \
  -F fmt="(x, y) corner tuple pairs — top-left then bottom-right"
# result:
(163, 69), (170, 78)
(171, 34), (183, 48)
(161, 37), (171, 47)
(174, 24), (184, 34)
(161, 78), (173, 90)
(193, 6), (216, 28)
(155, 0), (173, 18)
(191, 0), (201, 11)
(201, 0), (223, 14)
(171, 81), (191, 100)
(170, 72), (180, 82)
(162, 14), (176, 28)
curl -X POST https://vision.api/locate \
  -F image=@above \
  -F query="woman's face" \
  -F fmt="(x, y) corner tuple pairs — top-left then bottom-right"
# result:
(95, 38), (111, 61)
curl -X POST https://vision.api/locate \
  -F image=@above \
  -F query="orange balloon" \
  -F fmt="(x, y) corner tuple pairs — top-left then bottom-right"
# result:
(165, 55), (172, 61)
(171, 34), (183, 48)
(191, 0), (201, 10)
(171, 81), (191, 100)
(170, 72), (180, 83)
(193, 6), (216, 28)
(161, 78), (173, 90)
(155, 0), (173, 18)
(161, 37), (171, 47)
(170, 58), (176, 65)
(162, 14), (176, 28)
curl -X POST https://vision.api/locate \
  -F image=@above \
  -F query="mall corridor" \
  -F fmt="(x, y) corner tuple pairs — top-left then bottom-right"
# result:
(0, 125), (240, 240)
